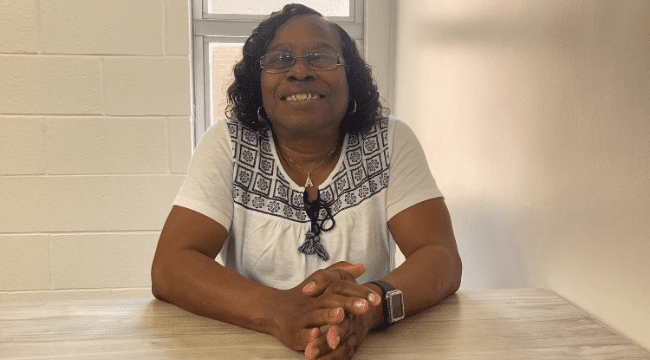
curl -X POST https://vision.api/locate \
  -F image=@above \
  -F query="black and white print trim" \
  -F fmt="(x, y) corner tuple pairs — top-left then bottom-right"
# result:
(229, 118), (390, 222)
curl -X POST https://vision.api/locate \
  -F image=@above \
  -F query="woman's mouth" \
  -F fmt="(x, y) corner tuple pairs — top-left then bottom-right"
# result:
(282, 93), (325, 102)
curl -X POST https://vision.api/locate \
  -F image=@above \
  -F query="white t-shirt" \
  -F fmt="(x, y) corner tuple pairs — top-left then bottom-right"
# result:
(173, 115), (442, 289)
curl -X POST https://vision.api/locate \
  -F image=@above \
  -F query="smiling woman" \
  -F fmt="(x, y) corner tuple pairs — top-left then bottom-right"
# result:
(152, 4), (462, 360)
(199, 0), (364, 139)
(261, 15), (349, 148)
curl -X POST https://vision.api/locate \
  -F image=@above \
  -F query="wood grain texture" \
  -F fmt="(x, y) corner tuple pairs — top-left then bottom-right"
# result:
(1, 289), (648, 359)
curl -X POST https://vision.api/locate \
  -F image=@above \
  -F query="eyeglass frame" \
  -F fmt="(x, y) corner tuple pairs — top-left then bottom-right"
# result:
(260, 51), (346, 73)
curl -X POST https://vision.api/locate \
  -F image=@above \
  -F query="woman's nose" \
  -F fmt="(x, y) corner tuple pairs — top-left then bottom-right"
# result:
(287, 57), (315, 81)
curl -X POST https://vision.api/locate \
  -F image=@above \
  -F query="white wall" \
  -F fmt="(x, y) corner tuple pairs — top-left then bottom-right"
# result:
(394, 0), (649, 351)
(0, 0), (191, 300)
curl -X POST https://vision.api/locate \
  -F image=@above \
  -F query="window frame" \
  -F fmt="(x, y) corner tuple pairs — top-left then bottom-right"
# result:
(190, 0), (394, 146)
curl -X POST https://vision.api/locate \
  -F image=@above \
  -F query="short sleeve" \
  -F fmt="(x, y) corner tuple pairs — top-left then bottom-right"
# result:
(386, 118), (443, 220)
(173, 119), (234, 229)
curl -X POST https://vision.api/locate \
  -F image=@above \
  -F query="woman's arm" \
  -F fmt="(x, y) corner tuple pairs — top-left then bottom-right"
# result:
(380, 196), (462, 316)
(151, 205), (377, 351)
(151, 206), (276, 333)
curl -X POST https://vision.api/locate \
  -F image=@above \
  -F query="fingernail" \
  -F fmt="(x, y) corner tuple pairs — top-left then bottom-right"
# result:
(329, 335), (340, 349)
(309, 327), (320, 340)
(329, 307), (343, 320)
(303, 281), (316, 293)
(368, 292), (380, 305)
(306, 344), (319, 359)
(354, 299), (368, 311)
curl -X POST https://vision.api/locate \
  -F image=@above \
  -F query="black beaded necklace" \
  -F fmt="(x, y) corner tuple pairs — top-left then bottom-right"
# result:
(298, 189), (336, 261)
(276, 140), (339, 261)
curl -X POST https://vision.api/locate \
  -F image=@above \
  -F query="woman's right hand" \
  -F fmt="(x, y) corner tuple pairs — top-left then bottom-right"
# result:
(269, 263), (373, 352)
(300, 262), (381, 359)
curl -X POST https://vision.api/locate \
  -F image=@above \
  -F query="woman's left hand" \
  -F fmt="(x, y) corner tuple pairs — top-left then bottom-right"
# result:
(306, 311), (374, 360)
(301, 262), (381, 359)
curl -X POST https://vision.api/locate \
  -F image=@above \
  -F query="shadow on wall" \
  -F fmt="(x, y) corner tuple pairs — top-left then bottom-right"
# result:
(450, 202), (529, 290)
(413, 2), (577, 49)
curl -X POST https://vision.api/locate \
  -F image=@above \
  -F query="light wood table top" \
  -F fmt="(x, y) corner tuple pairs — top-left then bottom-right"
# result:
(1, 288), (648, 359)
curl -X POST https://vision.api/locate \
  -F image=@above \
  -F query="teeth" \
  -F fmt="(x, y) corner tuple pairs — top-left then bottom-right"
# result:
(285, 93), (322, 101)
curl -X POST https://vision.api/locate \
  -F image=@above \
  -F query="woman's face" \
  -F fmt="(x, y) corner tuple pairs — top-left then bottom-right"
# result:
(260, 15), (349, 136)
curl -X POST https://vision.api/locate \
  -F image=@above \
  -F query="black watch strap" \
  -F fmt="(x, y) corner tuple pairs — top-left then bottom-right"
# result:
(369, 280), (403, 329)
(370, 280), (395, 294)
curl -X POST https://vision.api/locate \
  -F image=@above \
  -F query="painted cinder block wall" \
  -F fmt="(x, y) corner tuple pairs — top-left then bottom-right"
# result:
(0, 0), (192, 300)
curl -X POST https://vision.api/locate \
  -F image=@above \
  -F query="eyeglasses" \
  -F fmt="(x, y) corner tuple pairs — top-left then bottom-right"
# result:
(260, 51), (345, 73)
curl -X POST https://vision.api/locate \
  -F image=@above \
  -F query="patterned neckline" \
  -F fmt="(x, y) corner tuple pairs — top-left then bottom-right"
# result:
(268, 128), (350, 192)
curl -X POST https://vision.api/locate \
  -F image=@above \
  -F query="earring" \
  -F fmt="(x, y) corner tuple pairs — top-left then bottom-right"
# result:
(349, 100), (357, 115)
(257, 107), (267, 123)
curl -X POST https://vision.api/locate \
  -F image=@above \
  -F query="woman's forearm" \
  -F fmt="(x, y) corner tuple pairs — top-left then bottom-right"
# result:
(151, 206), (288, 337)
(152, 249), (279, 336)
(364, 244), (462, 329)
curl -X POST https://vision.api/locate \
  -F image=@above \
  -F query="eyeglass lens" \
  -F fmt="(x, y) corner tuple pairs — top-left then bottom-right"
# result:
(262, 52), (339, 71)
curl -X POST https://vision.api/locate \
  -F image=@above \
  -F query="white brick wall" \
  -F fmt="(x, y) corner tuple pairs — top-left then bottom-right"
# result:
(0, 56), (102, 114)
(103, 57), (190, 115)
(41, 0), (164, 55)
(0, 0), (191, 301)
(0, 0), (39, 53)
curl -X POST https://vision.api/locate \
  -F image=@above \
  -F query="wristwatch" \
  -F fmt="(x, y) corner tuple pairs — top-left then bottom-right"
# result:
(369, 280), (405, 328)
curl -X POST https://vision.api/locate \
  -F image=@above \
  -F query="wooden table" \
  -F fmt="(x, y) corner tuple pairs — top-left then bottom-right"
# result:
(1, 289), (648, 359)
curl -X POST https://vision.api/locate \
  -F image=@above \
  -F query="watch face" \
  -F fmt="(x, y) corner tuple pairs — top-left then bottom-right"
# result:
(390, 295), (404, 318)
(386, 290), (405, 322)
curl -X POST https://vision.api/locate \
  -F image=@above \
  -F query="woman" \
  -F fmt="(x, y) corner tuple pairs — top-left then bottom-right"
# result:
(152, 4), (462, 359)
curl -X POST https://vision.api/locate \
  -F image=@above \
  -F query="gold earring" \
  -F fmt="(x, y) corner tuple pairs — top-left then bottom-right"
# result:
(257, 107), (267, 123)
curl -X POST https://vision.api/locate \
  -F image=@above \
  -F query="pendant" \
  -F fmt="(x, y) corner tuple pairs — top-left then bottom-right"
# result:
(298, 231), (330, 261)
(304, 173), (314, 188)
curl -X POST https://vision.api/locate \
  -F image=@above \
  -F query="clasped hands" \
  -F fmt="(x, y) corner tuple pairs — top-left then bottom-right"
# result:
(271, 262), (381, 360)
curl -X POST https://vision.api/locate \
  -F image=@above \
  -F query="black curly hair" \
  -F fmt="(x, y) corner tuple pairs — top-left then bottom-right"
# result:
(225, 3), (388, 135)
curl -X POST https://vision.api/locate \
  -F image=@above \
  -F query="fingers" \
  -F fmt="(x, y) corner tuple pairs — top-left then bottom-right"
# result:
(303, 327), (322, 359)
(308, 327), (321, 341)
(319, 324), (360, 360)
(304, 283), (381, 320)
(318, 334), (358, 360)
(323, 281), (381, 306)
(334, 297), (370, 315)
(305, 318), (359, 360)
(293, 327), (321, 354)
(318, 282), (381, 317)
(276, 277), (372, 353)
(303, 306), (345, 329)
(304, 323), (346, 360)
(303, 327), (321, 344)
(300, 297), (366, 333)
(327, 262), (366, 279)
(303, 263), (366, 296)
(327, 323), (346, 350)
(315, 293), (378, 317)
(304, 277), (380, 313)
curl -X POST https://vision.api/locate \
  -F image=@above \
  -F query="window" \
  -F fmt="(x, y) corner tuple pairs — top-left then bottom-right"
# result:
(206, 0), (351, 17)
(191, 0), (394, 145)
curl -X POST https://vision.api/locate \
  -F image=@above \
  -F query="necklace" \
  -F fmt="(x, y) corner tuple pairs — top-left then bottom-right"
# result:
(282, 144), (338, 188)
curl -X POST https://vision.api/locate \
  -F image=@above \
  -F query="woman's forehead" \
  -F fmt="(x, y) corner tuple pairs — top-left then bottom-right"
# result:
(267, 16), (341, 53)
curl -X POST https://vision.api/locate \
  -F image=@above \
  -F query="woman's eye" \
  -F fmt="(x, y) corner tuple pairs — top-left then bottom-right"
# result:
(307, 53), (336, 67)
(278, 54), (293, 62)
(307, 53), (324, 61)
(264, 54), (292, 67)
